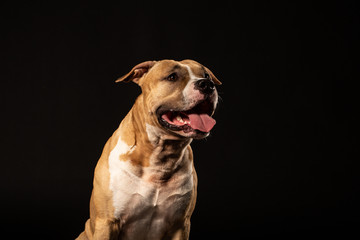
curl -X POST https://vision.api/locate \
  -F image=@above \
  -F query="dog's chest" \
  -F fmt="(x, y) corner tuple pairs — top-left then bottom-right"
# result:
(108, 138), (194, 239)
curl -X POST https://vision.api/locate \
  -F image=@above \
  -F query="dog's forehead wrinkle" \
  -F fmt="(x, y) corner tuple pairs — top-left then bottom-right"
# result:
(170, 64), (182, 72)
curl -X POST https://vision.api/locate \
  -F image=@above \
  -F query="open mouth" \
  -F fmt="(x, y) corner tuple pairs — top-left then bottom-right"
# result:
(158, 100), (216, 134)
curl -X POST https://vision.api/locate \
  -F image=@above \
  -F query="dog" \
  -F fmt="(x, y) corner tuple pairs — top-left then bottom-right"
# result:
(76, 59), (221, 240)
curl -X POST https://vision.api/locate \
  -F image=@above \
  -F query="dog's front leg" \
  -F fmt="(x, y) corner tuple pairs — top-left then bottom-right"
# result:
(91, 217), (121, 240)
(75, 218), (113, 240)
(169, 221), (191, 240)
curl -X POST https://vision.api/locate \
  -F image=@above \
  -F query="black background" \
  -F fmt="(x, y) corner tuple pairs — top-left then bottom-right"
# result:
(1, 1), (359, 239)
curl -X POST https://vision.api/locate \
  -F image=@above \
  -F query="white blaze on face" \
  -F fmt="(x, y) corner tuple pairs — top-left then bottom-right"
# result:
(184, 65), (201, 82)
(181, 64), (205, 107)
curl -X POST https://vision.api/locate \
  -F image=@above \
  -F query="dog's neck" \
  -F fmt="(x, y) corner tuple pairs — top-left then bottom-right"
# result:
(120, 95), (192, 182)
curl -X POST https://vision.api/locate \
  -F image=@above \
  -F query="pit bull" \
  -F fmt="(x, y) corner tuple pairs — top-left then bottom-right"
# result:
(76, 59), (221, 240)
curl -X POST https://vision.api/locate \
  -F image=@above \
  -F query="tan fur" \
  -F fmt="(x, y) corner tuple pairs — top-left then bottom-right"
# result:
(77, 59), (219, 240)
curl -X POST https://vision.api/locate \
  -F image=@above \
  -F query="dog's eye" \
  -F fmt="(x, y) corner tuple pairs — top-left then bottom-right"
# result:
(204, 72), (210, 79)
(166, 73), (178, 81)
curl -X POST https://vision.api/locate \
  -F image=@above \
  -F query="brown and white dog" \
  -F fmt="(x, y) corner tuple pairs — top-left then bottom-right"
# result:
(76, 59), (221, 240)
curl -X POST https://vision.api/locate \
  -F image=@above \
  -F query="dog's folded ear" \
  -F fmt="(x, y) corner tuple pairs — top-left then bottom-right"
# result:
(116, 61), (157, 85)
(204, 66), (222, 85)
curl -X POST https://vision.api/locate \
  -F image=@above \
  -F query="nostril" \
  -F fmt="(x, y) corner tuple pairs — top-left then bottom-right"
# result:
(199, 80), (207, 89)
(195, 79), (215, 94)
(208, 81), (215, 90)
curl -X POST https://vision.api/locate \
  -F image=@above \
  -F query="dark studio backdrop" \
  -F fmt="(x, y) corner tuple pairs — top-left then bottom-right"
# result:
(1, 1), (359, 239)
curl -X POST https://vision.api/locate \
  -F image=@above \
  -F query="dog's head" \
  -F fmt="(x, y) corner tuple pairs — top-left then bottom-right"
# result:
(116, 59), (221, 139)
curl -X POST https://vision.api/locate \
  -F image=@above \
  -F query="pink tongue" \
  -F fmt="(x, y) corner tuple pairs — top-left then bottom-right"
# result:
(188, 113), (216, 133)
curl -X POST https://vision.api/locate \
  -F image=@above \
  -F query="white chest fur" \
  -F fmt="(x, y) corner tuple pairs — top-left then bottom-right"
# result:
(108, 136), (194, 239)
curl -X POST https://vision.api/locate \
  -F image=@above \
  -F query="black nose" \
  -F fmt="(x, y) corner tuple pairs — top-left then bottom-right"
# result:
(195, 79), (215, 94)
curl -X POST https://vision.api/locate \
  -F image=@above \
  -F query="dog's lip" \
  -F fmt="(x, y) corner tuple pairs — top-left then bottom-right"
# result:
(156, 99), (216, 133)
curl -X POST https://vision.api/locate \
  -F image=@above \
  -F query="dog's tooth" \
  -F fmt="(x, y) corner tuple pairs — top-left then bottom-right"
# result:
(176, 115), (184, 123)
